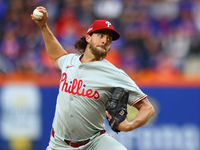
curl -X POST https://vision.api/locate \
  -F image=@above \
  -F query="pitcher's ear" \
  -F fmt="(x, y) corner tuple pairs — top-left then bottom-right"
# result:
(85, 34), (91, 43)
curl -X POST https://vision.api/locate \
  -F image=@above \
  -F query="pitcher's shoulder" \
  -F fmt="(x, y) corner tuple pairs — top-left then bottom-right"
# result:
(102, 59), (125, 73)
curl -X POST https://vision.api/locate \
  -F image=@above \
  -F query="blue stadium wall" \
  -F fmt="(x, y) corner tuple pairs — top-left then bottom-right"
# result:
(0, 84), (199, 150)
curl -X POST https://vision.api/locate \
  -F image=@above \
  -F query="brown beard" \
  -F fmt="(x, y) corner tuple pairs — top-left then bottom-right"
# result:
(89, 42), (110, 60)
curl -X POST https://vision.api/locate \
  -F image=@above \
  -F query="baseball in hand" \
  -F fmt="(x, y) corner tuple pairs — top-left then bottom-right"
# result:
(33, 8), (44, 20)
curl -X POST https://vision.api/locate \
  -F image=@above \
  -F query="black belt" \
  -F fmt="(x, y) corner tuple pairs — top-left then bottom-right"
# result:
(51, 128), (106, 148)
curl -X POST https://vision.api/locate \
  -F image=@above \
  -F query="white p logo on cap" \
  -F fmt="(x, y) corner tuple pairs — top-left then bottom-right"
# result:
(105, 21), (111, 27)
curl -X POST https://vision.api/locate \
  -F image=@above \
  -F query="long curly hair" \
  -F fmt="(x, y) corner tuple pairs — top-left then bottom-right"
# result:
(73, 36), (87, 54)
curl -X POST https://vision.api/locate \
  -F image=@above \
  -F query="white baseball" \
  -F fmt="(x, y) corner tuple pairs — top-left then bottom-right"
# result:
(33, 8), (44, 20)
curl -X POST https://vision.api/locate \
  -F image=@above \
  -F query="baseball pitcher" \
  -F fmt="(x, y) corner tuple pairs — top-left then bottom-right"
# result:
(31, 6), (155, 150)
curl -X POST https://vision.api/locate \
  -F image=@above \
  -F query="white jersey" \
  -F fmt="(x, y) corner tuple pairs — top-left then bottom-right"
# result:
(52, 54), (147, 141)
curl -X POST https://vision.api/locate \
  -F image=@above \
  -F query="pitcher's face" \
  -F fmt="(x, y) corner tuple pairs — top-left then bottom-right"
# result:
(87, 30), (113, 59)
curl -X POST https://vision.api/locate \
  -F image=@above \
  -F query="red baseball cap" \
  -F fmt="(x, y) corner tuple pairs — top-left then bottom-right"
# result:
(86, 20), (120, 41)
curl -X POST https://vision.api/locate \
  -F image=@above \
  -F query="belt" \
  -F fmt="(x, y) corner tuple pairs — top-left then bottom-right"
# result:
(51, 128), (106, 148)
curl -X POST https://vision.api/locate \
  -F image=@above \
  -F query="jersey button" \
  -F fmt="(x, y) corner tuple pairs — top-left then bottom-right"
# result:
(70, 114), (73, 118)
(71, 130), (75, 133)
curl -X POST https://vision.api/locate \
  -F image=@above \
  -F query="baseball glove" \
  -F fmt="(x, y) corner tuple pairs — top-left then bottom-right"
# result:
(105, 87), (129, 133)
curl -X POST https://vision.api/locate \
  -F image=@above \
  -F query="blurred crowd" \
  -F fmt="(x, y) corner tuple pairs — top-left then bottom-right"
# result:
(1, 0), (200, 77)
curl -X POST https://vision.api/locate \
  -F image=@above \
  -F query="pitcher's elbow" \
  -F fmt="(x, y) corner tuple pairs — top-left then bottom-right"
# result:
(150, 105), (155, 117)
